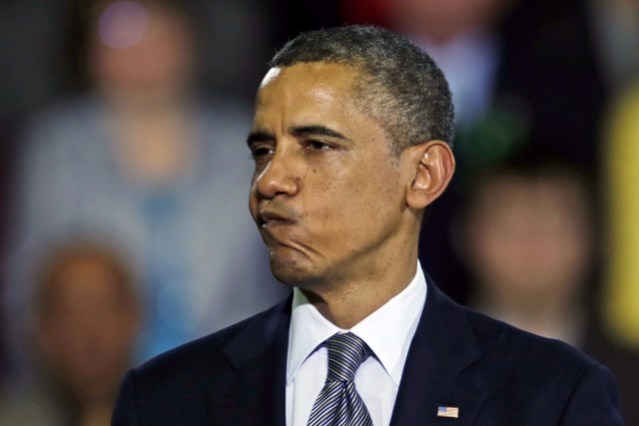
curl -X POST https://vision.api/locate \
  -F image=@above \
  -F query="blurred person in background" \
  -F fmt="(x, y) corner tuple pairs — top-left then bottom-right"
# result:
(384, 0), (516, 130)
(342, 0), (614, 304)
(4, 0), (285, 381)
(351, 0), (610, 168)
(0, 0), (271, 121)
(459, 152), (639, 424)
(0, 241), (140, 426)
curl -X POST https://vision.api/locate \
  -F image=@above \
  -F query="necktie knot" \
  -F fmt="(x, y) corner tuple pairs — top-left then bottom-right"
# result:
(308, 332), (373, 425)
(326, 332), (371, 383)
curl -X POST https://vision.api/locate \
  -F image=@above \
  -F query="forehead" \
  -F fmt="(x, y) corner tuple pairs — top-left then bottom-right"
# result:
(255, 63), (362, 114)
(251, 62), (396, 154)
(260, 61), (360, 88)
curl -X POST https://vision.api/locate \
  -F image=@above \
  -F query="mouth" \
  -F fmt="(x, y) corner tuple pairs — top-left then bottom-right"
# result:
(258, 209), (295, 228)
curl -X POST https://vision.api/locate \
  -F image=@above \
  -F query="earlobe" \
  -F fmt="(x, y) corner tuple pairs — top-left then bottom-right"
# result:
(406, 140), (455, 209)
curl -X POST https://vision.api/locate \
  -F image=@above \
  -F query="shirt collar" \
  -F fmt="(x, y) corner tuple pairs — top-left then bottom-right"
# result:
(286, 263), (427, 386)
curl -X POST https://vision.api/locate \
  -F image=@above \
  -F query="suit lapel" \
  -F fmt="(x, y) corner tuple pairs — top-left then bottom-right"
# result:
(204, 280), (488, 425)
(207, 296), (291, 426)
(390, 278), (485, 426)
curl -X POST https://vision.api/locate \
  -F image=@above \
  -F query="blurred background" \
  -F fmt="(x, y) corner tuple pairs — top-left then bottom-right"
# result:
(0, 0), (638, 425)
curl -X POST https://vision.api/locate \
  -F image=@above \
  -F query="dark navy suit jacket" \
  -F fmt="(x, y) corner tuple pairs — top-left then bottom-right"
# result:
(112, 279), (623, 425)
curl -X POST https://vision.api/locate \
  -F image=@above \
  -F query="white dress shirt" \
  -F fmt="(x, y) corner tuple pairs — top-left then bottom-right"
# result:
(285, 264), (427, 426)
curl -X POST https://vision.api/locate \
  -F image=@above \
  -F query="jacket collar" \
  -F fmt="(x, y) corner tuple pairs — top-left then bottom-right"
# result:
(215, 276), (485, 426)
(208, 295), (292, 426)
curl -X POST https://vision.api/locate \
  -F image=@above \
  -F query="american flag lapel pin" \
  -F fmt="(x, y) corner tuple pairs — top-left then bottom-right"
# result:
(437, 406), (460, 418)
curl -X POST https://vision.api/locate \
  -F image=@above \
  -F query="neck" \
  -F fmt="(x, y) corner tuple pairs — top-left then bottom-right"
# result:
(301, 250), (418, 329)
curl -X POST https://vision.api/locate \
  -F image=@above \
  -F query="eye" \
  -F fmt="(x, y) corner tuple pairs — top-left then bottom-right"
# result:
(249, 144), (274, 160)
(306, 140), (332, 151)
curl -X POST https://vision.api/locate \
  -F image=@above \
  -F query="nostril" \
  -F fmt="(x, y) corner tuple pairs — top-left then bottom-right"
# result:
(254, 160), (300, 198)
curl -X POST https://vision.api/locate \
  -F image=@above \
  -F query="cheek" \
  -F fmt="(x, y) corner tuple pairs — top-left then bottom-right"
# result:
(355, 165), (403, 218)
(312, 165), (400, 234)
(302, 168), (349, 225)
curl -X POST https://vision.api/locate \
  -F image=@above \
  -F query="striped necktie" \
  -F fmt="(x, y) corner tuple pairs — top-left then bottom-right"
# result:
(307, 332), (373, 426)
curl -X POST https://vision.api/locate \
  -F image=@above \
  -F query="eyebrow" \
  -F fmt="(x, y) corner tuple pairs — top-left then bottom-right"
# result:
(246, 130), (274, 147)
(246, 125), (351, 147)
(290, 125), (350, 141)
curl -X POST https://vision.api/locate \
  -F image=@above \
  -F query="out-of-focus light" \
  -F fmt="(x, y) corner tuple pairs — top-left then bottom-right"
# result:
(98, 1), (149, 49)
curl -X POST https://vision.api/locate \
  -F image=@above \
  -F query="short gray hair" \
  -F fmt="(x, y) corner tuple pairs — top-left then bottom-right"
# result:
(270, 25), (454, 155)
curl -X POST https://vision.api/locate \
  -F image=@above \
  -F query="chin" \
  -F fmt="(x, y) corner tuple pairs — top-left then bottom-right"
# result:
(270, 262), (307, 286)
(269, 253), (318, 286)
(268, 242), (333, 287)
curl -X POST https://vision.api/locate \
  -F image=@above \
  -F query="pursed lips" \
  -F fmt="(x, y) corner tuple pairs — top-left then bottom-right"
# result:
(258, 209), (296, 228)
(258, 208), (301, 250)
(258, 206), (315, 256)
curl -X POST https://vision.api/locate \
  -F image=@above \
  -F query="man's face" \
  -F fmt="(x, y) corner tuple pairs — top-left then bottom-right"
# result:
(248, 63), (413, 288)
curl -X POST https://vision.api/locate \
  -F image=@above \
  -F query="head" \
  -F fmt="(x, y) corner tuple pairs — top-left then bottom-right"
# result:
(461, 157), (595, 307)
(85, 0), (195, 102)
(270, 26), (454, 156)
(248, 26), (455, 289)
(34, 242), (141, 405)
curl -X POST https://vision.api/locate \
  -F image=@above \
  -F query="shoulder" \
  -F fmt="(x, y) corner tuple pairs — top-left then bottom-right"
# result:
(460, 307), (622, 424)
(131, 316), (257, 389)
(464, 305), (604, 379)
(122, 297), (290, 393)
(427, 282), (598, 377)
(112, 298), (291, 424)
(19, 95), (104, 160)
(23, 95), (101, 137)
(413, 279), (623, 424)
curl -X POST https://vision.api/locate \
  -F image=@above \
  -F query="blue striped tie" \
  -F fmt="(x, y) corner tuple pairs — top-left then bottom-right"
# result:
(307, 332), (373, 426)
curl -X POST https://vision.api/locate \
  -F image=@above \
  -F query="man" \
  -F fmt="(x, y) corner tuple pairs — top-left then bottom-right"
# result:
(112, 26), (622, 425)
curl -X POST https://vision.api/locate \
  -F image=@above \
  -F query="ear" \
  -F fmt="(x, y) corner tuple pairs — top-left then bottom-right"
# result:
(405, 140), (455, 209)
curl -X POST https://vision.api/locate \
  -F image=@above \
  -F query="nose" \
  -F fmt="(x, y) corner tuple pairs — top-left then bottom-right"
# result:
(252, 151), (300, 200)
